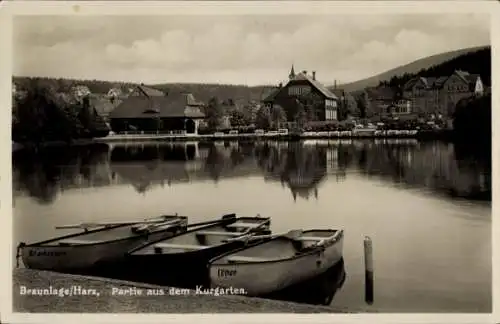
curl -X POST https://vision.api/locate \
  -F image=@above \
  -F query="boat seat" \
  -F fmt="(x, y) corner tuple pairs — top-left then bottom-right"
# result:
(154, 243), (209, 250)
(294, 236), (328, 242)
(226, 222), (263, 229)
(196, 231), (243, 237)
(227, 256), (271, 263)
(58, 239), (102, 245)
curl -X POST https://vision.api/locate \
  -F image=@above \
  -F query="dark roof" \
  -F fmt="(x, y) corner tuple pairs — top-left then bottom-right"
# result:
(364, 86), (395, 101)
(135, 85), (165, 97)
(403, 71), (481, 91)
(403, 77), (420, 91)
(109, 92), (205, 119)
(331, 89), (346, 98)
(261, 88), (280, 102)
(421, 77), (436, 88)
(434, 76), (449, 88)
(291, 73), (338, 99)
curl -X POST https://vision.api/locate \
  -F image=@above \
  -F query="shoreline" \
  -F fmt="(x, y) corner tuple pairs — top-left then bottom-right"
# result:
(13, 130), (454, 148)
(13, 268), (369, 313)
(94, 130), (451, 143)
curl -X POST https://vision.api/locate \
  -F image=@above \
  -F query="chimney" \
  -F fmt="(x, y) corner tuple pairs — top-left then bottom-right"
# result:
(312, 71), (316, 80)
(302, 70), (307, 75)
(278, 82), (283, 88)
(334, 80), (337, 90)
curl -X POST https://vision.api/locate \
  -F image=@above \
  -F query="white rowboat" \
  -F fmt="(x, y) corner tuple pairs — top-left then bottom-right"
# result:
(208, 229), (344, 296)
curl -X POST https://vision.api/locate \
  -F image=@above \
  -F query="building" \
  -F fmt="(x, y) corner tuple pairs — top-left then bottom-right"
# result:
(107, 87), (123, 99)
(387, 99), (412, 115)
(358, 86), (397, 117)
(402, 70), (484, 118)
(109, 84), (205, 134)
(262, 66), (339, 123)
(331, 87), (357, 119)
(72, 85), (91, 99)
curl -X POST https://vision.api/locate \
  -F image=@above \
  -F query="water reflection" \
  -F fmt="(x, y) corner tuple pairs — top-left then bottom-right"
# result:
(255, 141), (328, 201)
(12, 144), (110, 204)
(12, 139), (491, 203)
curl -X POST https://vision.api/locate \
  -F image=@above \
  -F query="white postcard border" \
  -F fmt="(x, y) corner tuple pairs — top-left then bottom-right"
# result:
(0, 1), (498, 323)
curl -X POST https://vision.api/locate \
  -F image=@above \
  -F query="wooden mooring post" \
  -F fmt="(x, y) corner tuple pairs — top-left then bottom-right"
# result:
(364, 236), (374, 305)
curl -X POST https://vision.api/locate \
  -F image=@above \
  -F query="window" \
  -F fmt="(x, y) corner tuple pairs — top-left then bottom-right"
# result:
(288, 85), (311, 96)
(325, 107), (337, 120)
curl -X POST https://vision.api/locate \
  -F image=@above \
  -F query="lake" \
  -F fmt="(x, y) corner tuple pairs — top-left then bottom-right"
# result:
(12, 139), (492, 312)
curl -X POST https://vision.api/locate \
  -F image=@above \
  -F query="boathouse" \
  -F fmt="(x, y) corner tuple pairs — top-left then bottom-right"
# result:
(109, 84), (205, 134)
(262, 66), (339, 123)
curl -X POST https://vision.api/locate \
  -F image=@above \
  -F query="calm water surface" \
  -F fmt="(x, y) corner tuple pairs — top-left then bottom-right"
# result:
(12, 139), (491, 312)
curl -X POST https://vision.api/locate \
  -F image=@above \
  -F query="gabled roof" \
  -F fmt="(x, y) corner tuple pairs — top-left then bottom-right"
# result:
(186, 93), (204, 106)
(421, 77), (436, 88)
(290, 73), (338, 99)
(261, 87), (280, 102)
(109, 92), (205, 119)
(434, 76), (449, 88)
(403, 77), (420, 91)
(455, 70), (471, 83)
(403, 71), (481, 91)
(134, 84), (165, 97)
(107, 87), (122, 97)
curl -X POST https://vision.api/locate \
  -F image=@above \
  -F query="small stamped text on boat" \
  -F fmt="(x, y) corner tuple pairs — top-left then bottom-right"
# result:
(218, 269), (237, 277)
(29, 250), (67, 257)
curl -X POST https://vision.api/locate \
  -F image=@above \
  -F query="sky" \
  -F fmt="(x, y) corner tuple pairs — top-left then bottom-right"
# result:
(13, 14), (490, 86)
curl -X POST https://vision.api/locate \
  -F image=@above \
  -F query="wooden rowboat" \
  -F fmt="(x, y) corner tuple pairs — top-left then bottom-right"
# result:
(122, 215), (271, 286)
(17, 214), (190, 272)
(208, 229), (344, 296)
(264, 257), (346, 306)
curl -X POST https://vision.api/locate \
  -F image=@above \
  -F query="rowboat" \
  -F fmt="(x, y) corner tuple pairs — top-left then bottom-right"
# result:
(264, 257), (346, 306)
(208, 229), (344, 296)
(122, 215), (271, 286)
(17, 214), (190, 272)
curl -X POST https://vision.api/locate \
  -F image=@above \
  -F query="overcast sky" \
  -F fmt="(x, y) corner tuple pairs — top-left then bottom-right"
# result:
(13, 14), (490, 86)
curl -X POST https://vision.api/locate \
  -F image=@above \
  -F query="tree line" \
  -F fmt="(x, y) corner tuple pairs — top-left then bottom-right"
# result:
(13, 76), (138, 95)
(12, 79), (110, 145)
(201, 97), (288, 132)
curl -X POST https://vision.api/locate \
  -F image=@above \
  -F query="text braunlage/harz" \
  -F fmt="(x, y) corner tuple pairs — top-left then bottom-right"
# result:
(19, 285), (101, 297)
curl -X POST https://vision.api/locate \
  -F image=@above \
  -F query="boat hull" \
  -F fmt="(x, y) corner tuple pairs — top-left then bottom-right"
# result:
(120, 216), (272, 286)
(21, 229), (180, 273)
(209, 233), (344, 296)
(121, 241), (246, 286)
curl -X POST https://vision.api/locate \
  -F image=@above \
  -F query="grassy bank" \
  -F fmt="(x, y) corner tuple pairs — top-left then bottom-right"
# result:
(13, 269), (360, 313)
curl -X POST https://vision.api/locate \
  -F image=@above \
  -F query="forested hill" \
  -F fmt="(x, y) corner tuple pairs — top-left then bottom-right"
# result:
(12, 45), (490, 103)
(12, 76), (277, 106)
(336, 46), (490, 92)
(12, 76), (138, 95)
(150, 83), (276, 105)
